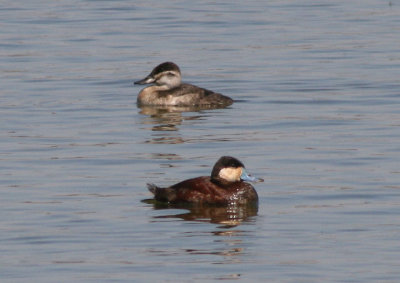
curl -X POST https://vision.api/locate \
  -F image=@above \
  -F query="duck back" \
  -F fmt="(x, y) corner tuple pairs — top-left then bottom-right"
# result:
(148, 176), (258, 206)
(138, 84), (233, 106)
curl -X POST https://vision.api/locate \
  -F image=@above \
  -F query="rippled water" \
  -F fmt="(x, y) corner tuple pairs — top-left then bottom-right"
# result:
(1, 0), (400, 282)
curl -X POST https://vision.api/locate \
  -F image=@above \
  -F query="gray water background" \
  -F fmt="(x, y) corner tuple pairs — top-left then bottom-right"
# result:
(1, 0), (400, 282)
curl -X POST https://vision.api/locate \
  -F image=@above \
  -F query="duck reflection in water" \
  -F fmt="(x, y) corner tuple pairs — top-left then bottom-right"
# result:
(144, 156), (263, 226)
(139, 105), (207, 134)
(148, 201), (259, 227)
(139, 103), (232, 144)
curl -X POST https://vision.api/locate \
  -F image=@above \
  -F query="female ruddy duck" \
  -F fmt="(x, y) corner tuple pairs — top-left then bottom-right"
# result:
(147, 156), (263, 206)
(134, 62), (234, 106)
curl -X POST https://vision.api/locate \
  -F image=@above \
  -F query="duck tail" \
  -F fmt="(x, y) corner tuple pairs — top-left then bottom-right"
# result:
(147, 183), (158, 195)
(147, 183), (176, 202)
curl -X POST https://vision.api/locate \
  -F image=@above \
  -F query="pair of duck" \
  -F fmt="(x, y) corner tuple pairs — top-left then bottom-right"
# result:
(135, 62), (262, 206)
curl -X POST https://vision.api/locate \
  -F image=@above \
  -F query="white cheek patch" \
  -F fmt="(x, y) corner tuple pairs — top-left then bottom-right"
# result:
(144, 77), (155, 84)
(156, 71), (181, 88)
(218, 167), (242, 182)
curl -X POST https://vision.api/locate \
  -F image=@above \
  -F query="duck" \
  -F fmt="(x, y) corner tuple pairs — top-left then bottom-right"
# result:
(147, 156), (262, 206)
(134, 62), (234, 106)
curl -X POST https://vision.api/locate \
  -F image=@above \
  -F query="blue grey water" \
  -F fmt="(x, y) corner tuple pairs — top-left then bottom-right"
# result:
(1, 0), (400, 282)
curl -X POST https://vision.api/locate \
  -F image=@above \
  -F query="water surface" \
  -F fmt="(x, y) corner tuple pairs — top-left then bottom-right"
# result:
(1, 0), (400, 282)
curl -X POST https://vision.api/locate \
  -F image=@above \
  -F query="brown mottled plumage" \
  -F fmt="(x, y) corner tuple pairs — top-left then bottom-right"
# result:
(135, 62), (233, 106)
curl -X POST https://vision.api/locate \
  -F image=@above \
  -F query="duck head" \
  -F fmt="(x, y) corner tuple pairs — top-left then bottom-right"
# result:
(211, 156), (263, 184)
(134, 62), (182, 89)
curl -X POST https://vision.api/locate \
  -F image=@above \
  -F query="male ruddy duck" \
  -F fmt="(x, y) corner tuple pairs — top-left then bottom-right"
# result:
(147, 156), (263, 206)
(134, 62), (234, 106)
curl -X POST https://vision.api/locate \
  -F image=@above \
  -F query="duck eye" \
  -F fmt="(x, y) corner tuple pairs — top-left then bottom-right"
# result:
(166, 72), (175, 77)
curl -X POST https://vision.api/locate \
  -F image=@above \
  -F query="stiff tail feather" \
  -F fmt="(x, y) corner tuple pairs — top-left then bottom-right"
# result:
(147, 183), (158, 195)
(147, 183), (176, 202)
